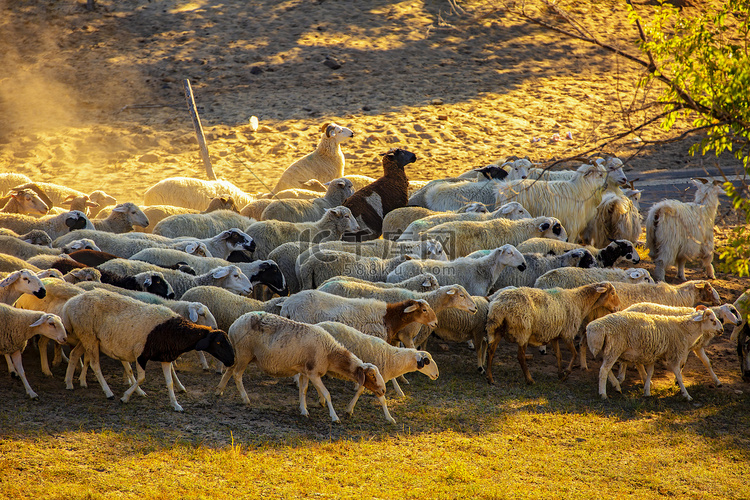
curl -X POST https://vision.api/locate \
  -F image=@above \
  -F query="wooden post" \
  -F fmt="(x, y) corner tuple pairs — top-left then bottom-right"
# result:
(183, 79), (216, 180)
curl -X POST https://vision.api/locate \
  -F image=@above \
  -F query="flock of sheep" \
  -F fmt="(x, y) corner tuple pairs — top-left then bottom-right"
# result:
(1, 119), (749, 424)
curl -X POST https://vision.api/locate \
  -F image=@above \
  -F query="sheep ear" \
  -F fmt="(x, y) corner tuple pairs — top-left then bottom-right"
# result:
(403, 254), (413, 260)
(447, 288), (456, 295)
(0, 272), (20, 287)
(184, 242), (198, 253)
(85, 201), (100, 208)
(356, 366), (366, 387)
(693, 177), (709, 184)
(212, 267), (232, 279)
(594, 285), (608, 293)
(325, 124), (336, 137)
(500, 204), (513, 214)
(695, 282), (706, 289)
(189, 306), (199, 323)
(417, 357), (425, 369)
(29, 315), (47, 327)
(421, 279), (432, 287)
(691, 312), (705, 322)
(403, 304), (418, 313)
(112, 204), (128, 213)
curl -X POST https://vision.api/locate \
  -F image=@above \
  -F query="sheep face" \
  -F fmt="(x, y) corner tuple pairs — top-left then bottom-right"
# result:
(504, 159), (530, 180)
(0, 269), (46, 299)
(418, 239), (446, 261)
(403, 299), (438, 329)
(65, 268), (101, 283)
(113, 202), (150, 228)
(381, 148), (417, 169)
(623, 268), (652, 284)
(324, 206), (360, 234)
(691, 281), (721, 306)
(538, 218), (567, 242)
(30, 313), (67, 345)
(213, 265), (253, 296)
(462, 202), (489, 214)
(247, 261), (288, 296)
(693, 309), (724, 345)
(443, 285), (478, 314)
(89, 190), (117, 207)
(12, 189), (49, 215)
(590, 282), (620, 313)
(136, 272), (175, 299)
(358, 362), (387, 397)
(174, 241), (212, 257)
(218, 229), (256, 254)
(326, 178), (355, 199)
(195, 329), (235, 367)
(62, 239), (101, 253)
(36, 269), (64, 280)
(21, 230), (53, 246)
(325, 122), (354, 143)
(187, 303), (218, 328)
(568, 249), (596, 268)
(64, 211), (91, 231)
(599, 157), (628, 186)
(716, 304), (742, 326)
(497, 202), (531, 220)
(415, 352), (439, 380)
(493, 244), (527, 272)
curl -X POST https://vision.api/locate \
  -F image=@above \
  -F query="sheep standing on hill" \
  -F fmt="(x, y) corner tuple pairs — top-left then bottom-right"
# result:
(0, 304), (66, 398)
(646, 178), (724, 281)
(587, 308), (723, 400)
(143, 177), (254, 210)
(272, 122), (354, 193)
(62, 289), (235, 411)
(261, 178), (354, 222)
(216, 312), (385, 422)
(340, 148), (417, 240)
(485, 282), (621, 385)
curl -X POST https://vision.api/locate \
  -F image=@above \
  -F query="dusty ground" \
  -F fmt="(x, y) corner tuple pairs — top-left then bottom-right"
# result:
(0, 0), (748, 444)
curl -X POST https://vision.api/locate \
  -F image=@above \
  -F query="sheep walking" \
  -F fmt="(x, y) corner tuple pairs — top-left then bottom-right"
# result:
(216, 312), (386, 423)
(316, 321), (439, 423)
(62, 289), (235, 411)
(586, 308), (723, 400)
(485, 282), (621, 385)
(646, 178), (724, 281)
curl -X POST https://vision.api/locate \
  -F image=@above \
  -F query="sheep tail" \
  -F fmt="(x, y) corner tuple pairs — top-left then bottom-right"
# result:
(586, 324), (605, 357)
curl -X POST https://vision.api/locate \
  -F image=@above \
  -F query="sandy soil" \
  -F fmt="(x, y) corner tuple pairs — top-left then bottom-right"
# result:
(0, 0), (748, 444)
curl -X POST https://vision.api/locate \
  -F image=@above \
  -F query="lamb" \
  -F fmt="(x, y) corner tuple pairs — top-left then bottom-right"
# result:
(0, 228), (53, 246)
(89, 202), (149, 233)
(517, 238), (640, 268)
(467, 248), (596, 289)
(299, 253), (410, 290)
(646, 178), (724, 281)
(215, 311), (384, 422)
(586, 308), (723, 400)
(484, 282), (621, 384)
(152, 210), (254, 239)
(316, 320), (439, 423)
(415, 216), (567, 259)
(61, 289), (235, 411)
(317, 283), (477, 348)
(0, 210), (93, 240)
(576, 280), (722, 370)
(387, 244), (527, 296)
(317, 273), (441, 295)
(272, 122), (354, 193)
(580, 190), (642, 248)
(98, 259), (253, 298)
(280, 290), (438, 345)
(143, 177), (254, 210)
(244, 206), (359, 260)
(620, 303), (741, 387)
(396, 202), (532, 242)
(380, 202), (488, 240)
(534, 266), (654, 290)
(0, 304), (66, 398)
(62, 267), (103, 284)
(260, 177), (354, 222)
(340, 148), (417, 240)
(0, 188), (49, 215)
(495, 162), (608, 242)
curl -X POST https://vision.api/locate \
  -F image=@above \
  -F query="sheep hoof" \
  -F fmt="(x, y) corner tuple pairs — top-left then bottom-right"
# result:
(29, 394), (39, 400)
(477, 367), (485, 374)
(387, 417), (397, 424)
(107, 395), (115, 400)
(600, 394), (608, 400)
(10, 372), (19, 380)
(332, 417), (340, 423)
(173, 404), (184, 412)
(525, 379), (535, 385)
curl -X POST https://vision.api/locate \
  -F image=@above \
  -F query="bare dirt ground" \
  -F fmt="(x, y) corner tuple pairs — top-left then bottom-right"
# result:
(0, 0), (748, 445)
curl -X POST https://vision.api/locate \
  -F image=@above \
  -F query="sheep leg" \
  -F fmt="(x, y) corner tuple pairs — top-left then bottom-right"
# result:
(486, 339), (500, 385)
(476, 337), (488, 374)
(53, 343), (68, 366)
(598, 356), (619, 399)
(692, 347), (721, 386)
(38, 337), (53, 377)
(552, 339), (563, 375)
(377, 395), (396, 424)
(390, 377), (405, 398)
(701, 254), (716, 280)
(676, 257), (688, 282)
(670, 358), (693, 401)
(65, 343), (85, 390)
(121, 363), (146, 404)
(121, 361), (147, 397)
(196, 351), (211, 371)
(562, 337), (578, 380)
(4, 353), (19, 378)
(9, 351), (37, 399)
(88, 345), (115, 400)
(653, 261), (666, 282)
(161, 361), (184, 412)
(518, 344), (535, 385)
(397, 374), (410, 385)
(643, 364), (655, 397)
(345, 385), (366, 416)
(216, 365), (235, 396)
(308, 374), (339, 423)
(79, 358), (90, 388)
(636, 364), (648, 384)
(171, 363), (187, 393)
(607, 370), (622, 393)
(298, 374), (310, 417)
(579, 331), (589, 371)
(232, 360), (253, 404)
(616, 362), (628, 384)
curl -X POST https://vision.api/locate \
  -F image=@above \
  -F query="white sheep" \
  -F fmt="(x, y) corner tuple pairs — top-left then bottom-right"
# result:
(0, 304), (66, 398)
(0, 188), (49, 215)
(299, 253), (410, 290)
(180, 285), (265, 331)
(495, 162), (608, 242)
(298, 239), (447, 271)
(380, 202), (489, 240)
(387, 244), (527, 296)
(517, 238), (640, 268)
(9, 181), (116, 214)
(0, 210), (93, 240)
(425, 296), (490, 372)
(528, 157), (628, 187)
(414, 216), (567, 259)
(646, 178), (724, 281)
(0, 235), (101, 261)
(244, 206), (359, 260)
(316, 320), (439, 423)
(587, 308), (723, 400)
(0, 228), (53, 245)
(409, 176), (511, 212)
(215, 312), (385, 422)
(0, 254), (41, 274)
(396, 201), (531, 242)
(485, 282), (621, 384)
(0, 173), (33, 194)
(91, 203), (149, 233)
(580, 190), (642, 248)
(272, 122), (354, 193)
(152, 210), (255, 239)
(280, 290), (438, 345)
(317, 273), (441, 295)
(534, 266), (654, 290)
(143, 177), (254, 210)
(620, 303), (741, 387)
(61, 289), (235, 411)
(260, 177), (354, 222)
(239, 199), (274, 220)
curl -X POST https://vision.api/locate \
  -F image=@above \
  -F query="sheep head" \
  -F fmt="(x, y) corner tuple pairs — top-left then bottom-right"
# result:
(415, 352), (439, 380)
(357, 362), (386, 397)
